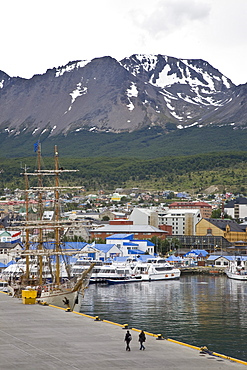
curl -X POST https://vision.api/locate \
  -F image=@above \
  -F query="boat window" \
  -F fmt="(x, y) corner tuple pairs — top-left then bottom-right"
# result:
(93, 269), (101, 273)
(117, 270), (125, 274)
(155, 266), (172, 271)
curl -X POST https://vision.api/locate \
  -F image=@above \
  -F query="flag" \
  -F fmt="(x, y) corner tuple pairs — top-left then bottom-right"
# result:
(34, 141), (39, 152)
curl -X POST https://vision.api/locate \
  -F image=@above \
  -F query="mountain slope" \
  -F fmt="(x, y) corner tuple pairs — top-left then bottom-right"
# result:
(0, 54), (246, 140)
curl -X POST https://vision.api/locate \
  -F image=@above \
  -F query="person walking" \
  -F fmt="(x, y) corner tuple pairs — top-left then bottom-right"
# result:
(124, 330), (132, 351)
(139, 330), (146, 350)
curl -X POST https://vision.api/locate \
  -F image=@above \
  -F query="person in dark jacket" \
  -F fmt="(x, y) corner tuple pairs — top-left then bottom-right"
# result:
(139, 330), (146, 350)
(124, 330), (132, 351)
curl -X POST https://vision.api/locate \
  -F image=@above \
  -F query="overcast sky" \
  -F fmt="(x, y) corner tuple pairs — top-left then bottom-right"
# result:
(1, 0), (246, 85)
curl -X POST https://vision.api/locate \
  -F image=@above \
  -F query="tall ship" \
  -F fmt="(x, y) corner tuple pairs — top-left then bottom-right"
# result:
(6, 143), (94, 310)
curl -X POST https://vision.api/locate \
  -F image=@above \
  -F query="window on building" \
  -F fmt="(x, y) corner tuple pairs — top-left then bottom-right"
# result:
(207, 228), (212, 235)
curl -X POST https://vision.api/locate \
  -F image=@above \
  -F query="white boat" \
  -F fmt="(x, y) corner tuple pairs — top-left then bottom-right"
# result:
(132, 258), (181, 281)
(90, 263), (134, 282)
(2, 257), (69, 281)
(225, 257), (247, 280)
(71, 257), (103, 282)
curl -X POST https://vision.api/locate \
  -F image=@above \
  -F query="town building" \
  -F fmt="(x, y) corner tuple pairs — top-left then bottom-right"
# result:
(196, 218), (247, 246)
(206, 255), (234, 267)
(183, 249), (208, 265)
(157, 209), (201, 236)
(224, 197), (247, 221)
(63, 220), (90, 241)
(169, 201), (212, 218)
(0, 230), (22, 243)
(128, 208), (158, 227)
(0, 242), (23, 265)
(89, 222), (167, 240)
(99, 210), (127, 220)
(105, 234), (154, 256)
(81, 243), (121, 260)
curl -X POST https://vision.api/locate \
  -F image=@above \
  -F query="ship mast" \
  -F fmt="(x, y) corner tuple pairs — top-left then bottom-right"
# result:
(24, 165), (30, 282)
(37, 143), (44, 285)
(19, 144), (80, 286)
(54, 145), (61, 285)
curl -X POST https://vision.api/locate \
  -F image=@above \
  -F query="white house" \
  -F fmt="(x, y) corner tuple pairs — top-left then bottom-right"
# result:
(206, 255), (235, 267)
(81, 243), (121, 261)
(0, 242), (23, 265)
(106, 234), (154, 256)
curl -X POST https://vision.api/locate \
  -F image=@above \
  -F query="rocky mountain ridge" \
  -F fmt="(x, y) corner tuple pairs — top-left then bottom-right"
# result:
(0, 54), (246, 138)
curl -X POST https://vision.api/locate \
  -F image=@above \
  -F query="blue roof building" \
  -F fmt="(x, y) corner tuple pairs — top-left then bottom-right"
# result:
(81, 243), (121, 261)
(106, 234), (154, 256)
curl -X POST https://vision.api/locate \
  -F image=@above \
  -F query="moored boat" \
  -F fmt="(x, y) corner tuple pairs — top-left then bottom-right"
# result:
(225, 257), (247, 281)
(133, 258), (181, 281)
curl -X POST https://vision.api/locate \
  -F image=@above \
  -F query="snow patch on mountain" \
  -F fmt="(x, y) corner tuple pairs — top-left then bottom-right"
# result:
(126, 82), (138, 111)
(55, 60), (89, 77)
(127, 82), (138, 97)
(32, 127), (40, 135)
(64, 82), (88, 113)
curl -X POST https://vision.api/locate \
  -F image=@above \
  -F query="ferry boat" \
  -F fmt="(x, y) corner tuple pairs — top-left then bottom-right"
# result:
(90, 263), (134, 283)
(132, 258), (181, 281)
(71, 257), (103, 282)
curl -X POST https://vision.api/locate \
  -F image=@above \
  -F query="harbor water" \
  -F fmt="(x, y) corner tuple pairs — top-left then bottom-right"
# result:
(79, 274), (247, 361)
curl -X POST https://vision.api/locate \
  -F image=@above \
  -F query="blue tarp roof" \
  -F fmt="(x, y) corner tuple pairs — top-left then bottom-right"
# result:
(0, 262), (7, 268)
(123, 242), (139, 246)
(128, 249), (145, 254)
(184, 249), (208, 257)
(93, 244), (118, 253)
(166, 255), (183, 261)
(207, 255), (234, 261)
(105, 234), (134, 240)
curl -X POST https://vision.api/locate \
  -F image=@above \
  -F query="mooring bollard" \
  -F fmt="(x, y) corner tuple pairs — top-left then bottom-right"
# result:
(156, 333), (164, 340)
(122, 323), (129, 329)
(94, 316), (101, 321)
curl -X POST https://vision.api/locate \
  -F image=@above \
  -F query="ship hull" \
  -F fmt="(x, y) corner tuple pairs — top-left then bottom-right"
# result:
(225, 271), (247, 280)
(37, 290), (79, 310)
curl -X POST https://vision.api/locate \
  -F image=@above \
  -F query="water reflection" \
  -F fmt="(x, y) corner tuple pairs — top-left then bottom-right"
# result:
(79, 275), (247, 361)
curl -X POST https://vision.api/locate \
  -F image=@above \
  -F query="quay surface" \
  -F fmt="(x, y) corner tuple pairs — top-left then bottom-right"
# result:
(180, 266), (226, 274)
(0, 292), (246, 370)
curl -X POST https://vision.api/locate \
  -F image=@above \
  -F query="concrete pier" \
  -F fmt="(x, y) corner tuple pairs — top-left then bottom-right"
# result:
(0, 292), (246, 369)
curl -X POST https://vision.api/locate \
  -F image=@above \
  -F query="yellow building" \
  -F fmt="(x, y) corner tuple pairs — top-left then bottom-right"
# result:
(196, 218), (247, 244)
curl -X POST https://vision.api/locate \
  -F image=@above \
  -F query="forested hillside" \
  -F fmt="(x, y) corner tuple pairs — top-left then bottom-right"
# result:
(1, 151), (246, 195)
(0, 126), (247, 159)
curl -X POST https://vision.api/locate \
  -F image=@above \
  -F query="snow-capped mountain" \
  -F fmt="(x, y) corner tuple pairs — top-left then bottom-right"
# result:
(0, 54), (246, 137)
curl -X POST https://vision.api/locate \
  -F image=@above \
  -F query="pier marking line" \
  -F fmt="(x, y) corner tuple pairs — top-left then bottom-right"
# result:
(31, 302), (247, 366)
